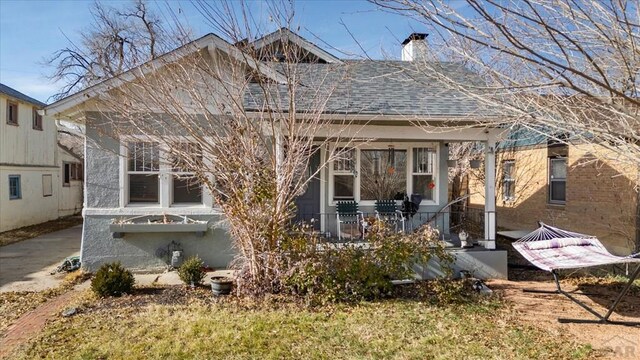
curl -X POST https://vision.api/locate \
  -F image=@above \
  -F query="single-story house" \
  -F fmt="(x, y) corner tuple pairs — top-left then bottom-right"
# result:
(43, 29), (508, 278)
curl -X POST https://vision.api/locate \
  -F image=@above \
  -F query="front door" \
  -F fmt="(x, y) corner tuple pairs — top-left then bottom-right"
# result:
(294, 150), (321, 230)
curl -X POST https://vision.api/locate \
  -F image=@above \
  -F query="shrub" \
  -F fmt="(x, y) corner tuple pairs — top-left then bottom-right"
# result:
(178, 256), (206, 286)
(91, 262), (135, 297)
(281, 222), (453, 304)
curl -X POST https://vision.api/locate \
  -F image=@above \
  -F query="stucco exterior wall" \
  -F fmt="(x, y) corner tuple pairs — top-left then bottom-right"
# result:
(469, 143), (639, 255)
(82, 113), (236, 271)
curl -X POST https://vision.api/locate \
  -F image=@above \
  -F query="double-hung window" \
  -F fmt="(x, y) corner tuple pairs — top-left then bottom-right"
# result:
(126, 140), (204, 206)
(333, 148), (355, 200)
(411, 147), (436, 201)
(502, 160), (515, 202)
(549, 157), (567, 204)
(9, 175), (21, 200)
(128, 142), (160, 204)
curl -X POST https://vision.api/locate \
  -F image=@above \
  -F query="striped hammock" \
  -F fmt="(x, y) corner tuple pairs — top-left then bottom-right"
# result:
(513, 223), (640, 272)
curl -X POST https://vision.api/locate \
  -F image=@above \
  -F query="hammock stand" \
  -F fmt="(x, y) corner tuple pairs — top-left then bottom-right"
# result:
(513, 222), (640, 326)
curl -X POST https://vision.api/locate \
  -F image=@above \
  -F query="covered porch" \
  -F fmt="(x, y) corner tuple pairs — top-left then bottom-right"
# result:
(292, 124), (507, 279)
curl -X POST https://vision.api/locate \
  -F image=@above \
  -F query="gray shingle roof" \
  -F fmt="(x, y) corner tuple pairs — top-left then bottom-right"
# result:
(0, 83), (46, 107)
(243, 60), (496, 117)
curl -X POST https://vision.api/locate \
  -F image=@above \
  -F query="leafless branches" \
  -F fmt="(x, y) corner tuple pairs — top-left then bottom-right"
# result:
(47, 0), (189, 101)
(373, 0), (640, 174)
(85, 1), (367, 293)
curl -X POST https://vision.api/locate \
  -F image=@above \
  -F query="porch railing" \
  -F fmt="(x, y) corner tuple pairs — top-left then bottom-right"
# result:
(294, 207), (490, 240)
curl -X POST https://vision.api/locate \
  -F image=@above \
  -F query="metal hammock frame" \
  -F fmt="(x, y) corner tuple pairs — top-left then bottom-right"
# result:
(514, 222), (640, 326)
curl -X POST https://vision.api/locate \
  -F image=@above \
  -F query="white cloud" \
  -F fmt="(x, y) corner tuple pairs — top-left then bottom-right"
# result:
(0, 72), (62, 104)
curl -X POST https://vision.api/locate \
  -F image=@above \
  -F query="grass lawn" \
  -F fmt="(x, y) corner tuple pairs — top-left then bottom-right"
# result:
(12, 287), (595, 360)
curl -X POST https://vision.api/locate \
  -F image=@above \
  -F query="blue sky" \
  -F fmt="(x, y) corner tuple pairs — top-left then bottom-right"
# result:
(0, 0), (435, 104)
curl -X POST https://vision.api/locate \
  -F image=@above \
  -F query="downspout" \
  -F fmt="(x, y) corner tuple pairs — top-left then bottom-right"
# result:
(636, 173), (640, 253)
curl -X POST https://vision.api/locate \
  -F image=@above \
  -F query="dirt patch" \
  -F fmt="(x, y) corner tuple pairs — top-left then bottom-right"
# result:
(0, 216), (82, 247)
(490, 278), (640, 359)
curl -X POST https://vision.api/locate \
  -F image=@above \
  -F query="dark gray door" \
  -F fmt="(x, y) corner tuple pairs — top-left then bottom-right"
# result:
(294, 150), (321, 230)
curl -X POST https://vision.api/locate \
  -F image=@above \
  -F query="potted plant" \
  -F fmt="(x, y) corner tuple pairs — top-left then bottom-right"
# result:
(211, 276), (233, 295)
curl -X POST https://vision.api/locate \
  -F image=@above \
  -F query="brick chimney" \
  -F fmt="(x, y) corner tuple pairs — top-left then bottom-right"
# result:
(401, 33), (428, 61)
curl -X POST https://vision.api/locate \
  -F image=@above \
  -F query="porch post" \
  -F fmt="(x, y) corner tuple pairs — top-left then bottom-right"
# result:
(483, 139), (497, 249)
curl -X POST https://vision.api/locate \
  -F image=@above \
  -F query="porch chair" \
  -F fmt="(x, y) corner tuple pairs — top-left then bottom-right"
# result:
(374, 200), (405, 233)
(513, 222), (640, 326)
(336, 200), (365, 241)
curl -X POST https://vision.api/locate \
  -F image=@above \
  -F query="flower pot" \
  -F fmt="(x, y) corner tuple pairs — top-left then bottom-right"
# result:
(447, 159), (458, 168)
(211, 277), (233, 296)
(470, 160), (482, 169)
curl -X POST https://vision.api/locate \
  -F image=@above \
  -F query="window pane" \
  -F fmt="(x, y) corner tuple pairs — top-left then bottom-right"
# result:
(333, 148), (354, 172)
(170, 143), (203, 172)
(413, 148), (435, 173)
(128, 142), (159, 172)
(129, 174), (159, 203)
(173, 176), (202, 204)
(503, 161), (515, 180)
(412, 174), (433, 201)
(64, 163), (71, 184)
(504, 180), (515, 200)
(334, 175), (354, 199)
(360, 149), (406, 201)
(9, 176), (20, 199)
(551, 158), (567, 179)
(550, 181), (566, 202)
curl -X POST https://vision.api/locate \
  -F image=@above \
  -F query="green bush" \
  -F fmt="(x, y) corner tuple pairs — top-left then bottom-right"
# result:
(281, 222), (454, 304)
(178, 256), (206, 286)
(91, 262), (135, 297)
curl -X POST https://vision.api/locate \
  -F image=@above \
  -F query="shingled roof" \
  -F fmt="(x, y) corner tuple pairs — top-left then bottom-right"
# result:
(0, 83), (46, 107)
(243, 60), (496, 117)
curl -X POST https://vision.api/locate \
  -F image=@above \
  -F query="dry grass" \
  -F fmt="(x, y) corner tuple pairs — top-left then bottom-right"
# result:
(9, 286), (596, 360)
(0, 271), (89, 336)
(0, 215), (82, 247)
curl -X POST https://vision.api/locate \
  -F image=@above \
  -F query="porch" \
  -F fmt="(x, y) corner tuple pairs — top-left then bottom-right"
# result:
(294, 207), (508, 280)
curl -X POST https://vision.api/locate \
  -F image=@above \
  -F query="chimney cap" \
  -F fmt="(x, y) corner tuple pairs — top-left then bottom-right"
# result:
(401, 33), (428, 45)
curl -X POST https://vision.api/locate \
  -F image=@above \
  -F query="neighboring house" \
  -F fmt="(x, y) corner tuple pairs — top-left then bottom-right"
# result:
(0, 84), (83, 232)
(43, 30), (507, 278)
(468, 127), (639, 255)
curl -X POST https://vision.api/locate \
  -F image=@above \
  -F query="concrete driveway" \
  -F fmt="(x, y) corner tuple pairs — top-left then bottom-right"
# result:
(0, 225), (82, 292)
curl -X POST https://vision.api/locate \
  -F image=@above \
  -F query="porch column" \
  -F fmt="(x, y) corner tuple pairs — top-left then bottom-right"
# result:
(483, 139), (497, 249)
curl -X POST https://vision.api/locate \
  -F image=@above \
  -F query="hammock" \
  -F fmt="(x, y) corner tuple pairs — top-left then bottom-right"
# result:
(513, 222), (640, 326)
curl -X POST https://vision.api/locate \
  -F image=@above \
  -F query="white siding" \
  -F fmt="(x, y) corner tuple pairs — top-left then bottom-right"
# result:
(0, 94), (57, 166)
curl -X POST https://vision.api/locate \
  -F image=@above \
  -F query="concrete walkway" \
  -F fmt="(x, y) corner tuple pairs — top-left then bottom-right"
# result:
(0, 225), (82, 292)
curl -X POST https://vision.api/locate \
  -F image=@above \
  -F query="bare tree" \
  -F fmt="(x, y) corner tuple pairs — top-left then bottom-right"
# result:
(373, 0), (640, 178)
(47, 0), (189, 100)
(84, 1), (369, 294)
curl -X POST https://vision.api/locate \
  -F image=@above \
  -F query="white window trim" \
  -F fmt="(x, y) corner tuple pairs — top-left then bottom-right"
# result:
(328, 142), (439, 207)
(119, 137), (215, 210)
